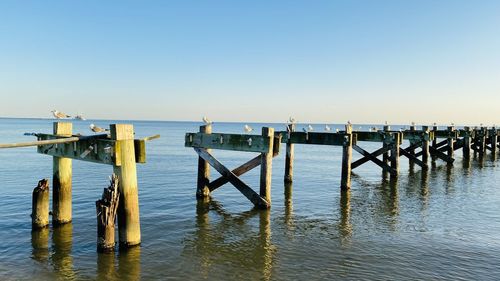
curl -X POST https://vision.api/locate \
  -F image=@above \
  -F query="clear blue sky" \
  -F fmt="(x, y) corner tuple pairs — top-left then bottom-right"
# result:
(1, 0), (499, 125)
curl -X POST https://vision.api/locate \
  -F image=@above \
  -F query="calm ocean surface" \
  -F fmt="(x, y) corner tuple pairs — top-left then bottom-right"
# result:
(1, 118), (499, 280)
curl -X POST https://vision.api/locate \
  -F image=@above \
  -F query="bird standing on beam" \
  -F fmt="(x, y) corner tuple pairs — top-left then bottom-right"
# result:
(90, 124), (109, 133)
(51, 110), (71, 119)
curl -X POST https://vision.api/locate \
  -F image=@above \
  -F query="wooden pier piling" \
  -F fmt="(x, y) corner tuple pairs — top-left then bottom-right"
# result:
(447, 126), (455, 164)
(462, 126), (471, 159)
(490, 127), (497, 155)
(390, 132), (400, 178)
(52, 122), (73, 225)
(32, 179), (49, 228)
(284, 124), (295, 183)
(111, 124), (141, 247)
(431, 125), (438, 163)
(382, 125), (391, 178)
(260, 127), (274, 205)
(197, 124), (212, 198)
(408, 125), (416, 167)
(421, 126), (430, 167)
(340, 124), (353, 190)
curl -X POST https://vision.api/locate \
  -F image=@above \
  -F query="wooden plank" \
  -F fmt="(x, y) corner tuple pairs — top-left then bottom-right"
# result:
(429, 146), (454, 164)
(434, 130), (458, 139)
(279, 131), (346, 146)
(208, 139), (281, 192)
(194, 147), (269, 208)
(353, 131), (386, 142)
(351, 146), (389, 169)
(37, 134), (146, 165)
(399, 147), (427, 168)
(352, 144), (396, 176)
(185, 132), (270, 153)
(208, 155), (262, 192)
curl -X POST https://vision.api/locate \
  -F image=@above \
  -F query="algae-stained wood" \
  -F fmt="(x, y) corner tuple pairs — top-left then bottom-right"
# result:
(279, 132), (346, 146)
(36, 134), (147, 165)
(185, 132), (271, 153)
(354, 131), (388, 143)
(434, 130), (458, 139)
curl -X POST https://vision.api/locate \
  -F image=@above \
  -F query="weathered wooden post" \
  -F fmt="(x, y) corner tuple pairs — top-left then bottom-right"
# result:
(490, 127), (497, 155)
(421, 126), (430, 168)
(96, 174), (120, 252)
(111, 124), (141, 247)
(340, 124), (353, 190)
(382, 125), (391, 178)
(284, 123), (295, 183)
(260, 127), (274, 207)
(409, 125), (416, 168)
(52, 122), (73, 225)
(197, 124), (212, 198)
(463, 126), (471, 159)
(479, 127), (487, 158)
(431, 124), (438, 163)
(32, 179), (49, 228)
(390, 132), (400, 179)
(447, 126), (455, 164)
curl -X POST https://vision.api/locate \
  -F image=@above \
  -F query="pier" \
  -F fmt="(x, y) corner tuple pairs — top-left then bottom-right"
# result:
(186, 124), (500, 208)
(1, 122), (157, 251)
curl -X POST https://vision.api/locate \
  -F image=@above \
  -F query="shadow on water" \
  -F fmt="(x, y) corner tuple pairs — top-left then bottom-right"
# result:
(182, 198), (275, 280)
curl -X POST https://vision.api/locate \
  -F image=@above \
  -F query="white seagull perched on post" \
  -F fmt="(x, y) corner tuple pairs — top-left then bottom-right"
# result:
(90, 124), (109, 133)
(51, 110), (71, 119)
(244, 124), (253, 133)
(202, 116), (212, 125)
(325, 124), (331, 131)
(288, 117), (296, 124)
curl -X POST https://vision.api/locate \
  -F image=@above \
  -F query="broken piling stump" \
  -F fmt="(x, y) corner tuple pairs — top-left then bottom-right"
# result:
(96, 174), (120, 252)
(32, 179), (50, 229)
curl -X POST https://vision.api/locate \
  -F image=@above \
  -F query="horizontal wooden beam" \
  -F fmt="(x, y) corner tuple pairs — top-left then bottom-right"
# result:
(36, 134), (147, 165)
(433, 130), (458, 139)
(185, 132), (270, 153)
(278, 131), (346, 146)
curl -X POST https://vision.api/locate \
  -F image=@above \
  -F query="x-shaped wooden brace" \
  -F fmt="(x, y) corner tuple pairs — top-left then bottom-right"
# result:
(398, 140), (427, 168)
(193, 136), (281, 209)
(351, 144), (397, 176)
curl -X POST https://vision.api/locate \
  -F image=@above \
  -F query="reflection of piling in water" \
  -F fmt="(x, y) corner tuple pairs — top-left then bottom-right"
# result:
(258, 210), (273, 281)
(51, 223), (76, 280)
(97, 252), (116, 280)
(118, 246), (141, 281)
(339, 190), (352, 240)
(31, 227), (50, 263)
(284, 182), (293, 227)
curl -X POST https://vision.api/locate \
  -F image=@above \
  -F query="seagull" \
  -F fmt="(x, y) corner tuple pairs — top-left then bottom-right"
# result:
(384, 121), (388, 125)
(202, 116), (212, 125)
(411, 121), (415, 126)
(244, 124), (253, 133)
(288, 117), (296, 124)
(51, 110), (71, 119)
(307, 124), (314, 131)
(324, 124), (331, 131)
(90, 124), (109, 133)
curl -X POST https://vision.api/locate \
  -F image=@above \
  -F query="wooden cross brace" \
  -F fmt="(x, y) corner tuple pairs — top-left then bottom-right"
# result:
(194, 147), (271, 209)
(398, 141), (427, 168)
(351, 144), (397, 176)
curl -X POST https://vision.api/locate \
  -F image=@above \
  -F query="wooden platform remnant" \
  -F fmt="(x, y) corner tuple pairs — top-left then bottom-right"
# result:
(32, 122), (156, 248)
(185, 125), (281, 208)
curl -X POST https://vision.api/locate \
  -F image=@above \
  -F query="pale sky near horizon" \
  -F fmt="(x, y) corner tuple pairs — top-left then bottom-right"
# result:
(1, 0), (499, 125)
